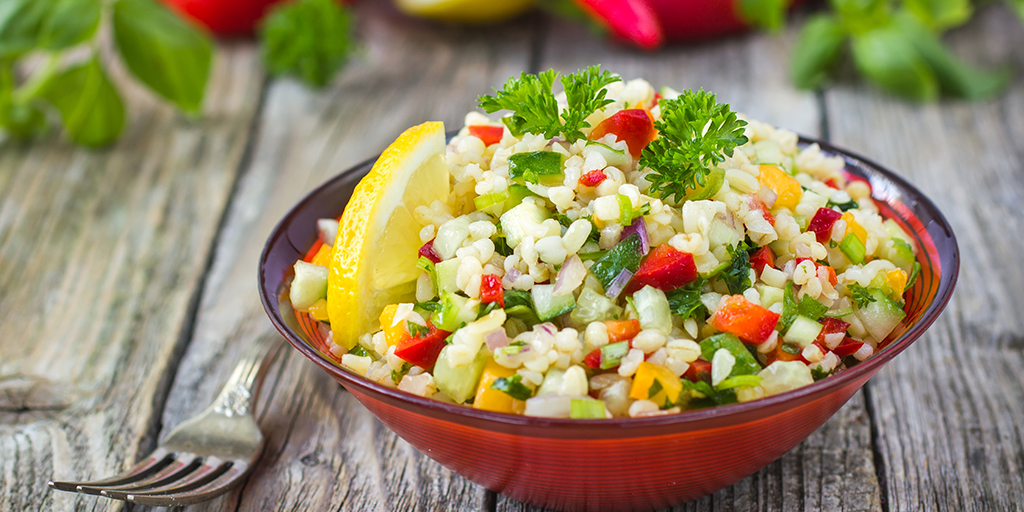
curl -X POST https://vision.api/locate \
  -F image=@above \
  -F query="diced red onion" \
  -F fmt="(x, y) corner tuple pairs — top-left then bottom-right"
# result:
(502, 267), (521, 288)
(317, 218), (340, 247)
(535, 322), (558, 339)
(621, 217), (650, 255)
(484, 329), (509, 351)
(318, 321), (331, 341)
(605, 269), (634, 299)
(757, 186), (778, 209)
(553, 255), (586, 296)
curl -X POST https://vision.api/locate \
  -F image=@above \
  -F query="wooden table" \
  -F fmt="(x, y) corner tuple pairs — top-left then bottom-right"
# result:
(3, 2), (1023, 510)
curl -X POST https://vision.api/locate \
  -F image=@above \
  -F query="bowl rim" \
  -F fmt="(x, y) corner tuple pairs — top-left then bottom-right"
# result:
(258, 133), (959, 433)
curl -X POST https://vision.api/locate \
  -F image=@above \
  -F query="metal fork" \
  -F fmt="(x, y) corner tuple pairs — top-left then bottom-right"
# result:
(49, 334), (283, 506)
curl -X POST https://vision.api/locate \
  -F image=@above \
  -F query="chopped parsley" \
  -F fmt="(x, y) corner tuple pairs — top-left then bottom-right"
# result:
(721, 243), (752, 294)
(490, 374), (533, 400)
(665, 279), (709, 321)
(848, 283), (877, 308)
(779, 281), (799, 331)
(415, 300), (441, 312)
(648, 379), (664, 399)
(797, 295), (828, 320)
(477, 66), (621, 143)
(827, 198), (859, 211)
(810, 366), (831, 381)
(407, 321), (429, 338)
(349, 344), (370, 357)
(390, 362), (411, 384)
(780, 342), (801, 354)
(640, 89), (748, 203)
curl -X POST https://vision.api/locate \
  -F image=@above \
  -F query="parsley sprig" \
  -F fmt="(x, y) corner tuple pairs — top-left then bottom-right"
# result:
(639, 90), (748, 203)
(478, 66), (621, 143)
(848, 283), (877, 308)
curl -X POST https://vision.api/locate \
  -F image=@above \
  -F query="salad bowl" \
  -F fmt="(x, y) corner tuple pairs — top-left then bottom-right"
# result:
(258, 135), (957, 512)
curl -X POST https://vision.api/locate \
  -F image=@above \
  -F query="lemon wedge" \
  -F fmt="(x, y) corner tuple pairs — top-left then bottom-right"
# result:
(328, 121), (449, 349)
(394, 0), (533, 24)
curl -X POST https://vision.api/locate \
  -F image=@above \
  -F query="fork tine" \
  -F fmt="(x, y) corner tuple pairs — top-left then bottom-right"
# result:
(126, 461), (250, 507)
(78, 453), (200, 495)
(102, 457), (231, 501)
(48, 448), (174, 492)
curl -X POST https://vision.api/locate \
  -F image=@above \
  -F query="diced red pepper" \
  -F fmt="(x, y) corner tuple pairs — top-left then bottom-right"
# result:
(813, 317), (850, 346)
(480, 274), (504, 307)
(584, 348), (602, 369)
(747, 195), (775, 225)
(625, 244), (699, 295)
(683, 360), (712, 383)
(588, 109), (657, 157)
(710, 295), (780, 344)
(808, 207), (843, 244)
(468, 125), (504, 146)
(749, 246), (776, 275)
(832, 337), (865, 358)
(418, 240), (442, 264)
(579, 169), (608, 187)
(820, 264), (838, 286)
(394, 322), (452, 369)
(823, 178), (840, 190)
(605, 319), (642, 342)
(765, 343), (808, 365)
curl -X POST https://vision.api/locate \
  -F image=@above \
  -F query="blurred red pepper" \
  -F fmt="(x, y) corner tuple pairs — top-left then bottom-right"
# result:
(162, 0), (354, 35)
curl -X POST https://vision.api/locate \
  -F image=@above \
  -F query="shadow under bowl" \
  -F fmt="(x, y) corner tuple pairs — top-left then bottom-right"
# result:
(259, 136), (958, 512)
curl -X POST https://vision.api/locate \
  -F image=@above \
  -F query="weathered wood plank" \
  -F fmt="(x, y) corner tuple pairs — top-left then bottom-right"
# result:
(825, 6), (1024, 511)
(142, 3), (536, 511)
(495, 13), (879, 512)
(0, 44), (264, 510)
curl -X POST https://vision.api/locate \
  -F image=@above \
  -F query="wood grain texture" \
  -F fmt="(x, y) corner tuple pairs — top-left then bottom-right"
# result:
(825, 6), (1024, 511)
(141, 3), (536, 511)
(0, 44), (263, 511)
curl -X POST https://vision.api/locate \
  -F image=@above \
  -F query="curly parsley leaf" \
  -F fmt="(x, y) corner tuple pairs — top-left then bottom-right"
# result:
(665, 278), (708, 321)
(848, 283), (877, 308)
(260, 0), (355, 88)
(478, 66), (621, 143)
(721, 244), (753, 295)
(640, 90), (748, 203)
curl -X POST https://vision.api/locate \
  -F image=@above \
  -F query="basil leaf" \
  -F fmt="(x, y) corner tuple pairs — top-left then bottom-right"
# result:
(894, 12), (1008, 100)
(903, 0), (971, 31)
(738, 0), (788, 31)
(38, 56), (124, 147)
(791, 14), (846, 89)
(0, 0), (51, 58)
(797, 295), (828, 321)
(698, 334), (762, 377)
(589, 234), (643, 292)
(851, 26), (938, 102)
(260, 0), (355, 88)
(0, 68), (47, 138)
(112, 0), (213, 113)
(39, 0), (101, 50)
(1009, 0), (1024, 24)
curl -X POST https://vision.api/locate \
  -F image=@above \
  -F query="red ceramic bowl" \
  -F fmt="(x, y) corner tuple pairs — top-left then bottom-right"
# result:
(259, 136), (958, 512)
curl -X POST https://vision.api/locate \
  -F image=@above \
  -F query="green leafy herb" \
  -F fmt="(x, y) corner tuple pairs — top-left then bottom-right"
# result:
(721, 244), (752, 295)
(665, 279), (709, 321)
(618, 195), (652, 225)
(589, 234), (644, 293)
(38, 56), (125, 146)
(407, 321), (429, 338)
(581, 214), (601, 244)
(797, 295), (829, 321)
(478, 66), (621, 143)
(699, 334), (762, 377)
(391, 362), (411, 384)
(647, 379), (664, 399)
(811, 366), (831, 381)
(737, 0), (788, 32)
(849, 283), (877, 308)
(906, 261), (922, 288)
(640, 89), (748, 203)
(490, 374), (533, 400)
(780, 281), (799, 332)
(416, 300), (442, 312)
(683, 379), (738, 406)
(349, 344), (370, 358)
(780, 342), (801, 355)
(790, 14), (846, 89)
(478, 301), (499, 318)
(827, 198), (860, 212)
(259, 0), (355, 88)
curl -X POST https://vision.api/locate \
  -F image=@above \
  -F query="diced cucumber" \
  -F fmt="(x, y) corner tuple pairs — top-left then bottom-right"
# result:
(431, 292), (479, 331)
(569, 288), (622, 325)
(570, 398), (607, 419)
(290, 261), (328, 311)
(434, 345), (489, 404)
(434, 217), (471, 260)
(632, 285), (672, 334)
(883, 219), (916, 252)
(756, 284), (785, 309)
(434, 259), (460, 294)
(532, 284), (576, 322)
(707, 214), (743, 248)
(753, 140), (784, 165)
(474, 184), (534, 215)
(508, 151), (565, 186)
(854, 289), (906, 342)
(887, 237), (916, 274)
(585, 140), (631, 167)
(499, 201), (548, 248)
(839, 232), (866, 264)
(783, 315), (823, 347)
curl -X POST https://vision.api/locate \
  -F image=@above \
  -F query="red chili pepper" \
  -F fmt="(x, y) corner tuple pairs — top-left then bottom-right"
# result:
(418, 240), (442, 264)
(588, 109), (658, 157)
(710, 295), (780, 344)
(394, 322), (452, 369)
(808, 207), (843, 244)
(748, 246), (776, 275)
(683, 359), (712, 383)
(832, 337), (865, 358)
(468, 125), (504, 146)
(625, 244), (698, 295)
(579, 169), (608, 187)
(480, 274), (504, 307)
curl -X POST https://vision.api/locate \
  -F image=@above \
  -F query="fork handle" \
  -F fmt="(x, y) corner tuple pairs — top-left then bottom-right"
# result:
(211, 334), (283, 417)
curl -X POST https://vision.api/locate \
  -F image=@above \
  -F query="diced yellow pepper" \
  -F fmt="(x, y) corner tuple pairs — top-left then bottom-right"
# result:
(757, 165), (802, 211)
(629, 362), (683, 405)
(311, 244), (333, 267)
(378, 304), (409, 347)
(887, 269), (908, 297)
(308, 298), (330, 321)
(841, 212), (868, 244)
(473, 359), (526, 414)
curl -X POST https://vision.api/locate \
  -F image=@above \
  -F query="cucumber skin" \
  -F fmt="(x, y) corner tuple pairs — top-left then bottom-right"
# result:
(532, 284), (576, 322)
(434, 345), (490, 404)
(855, 290), (906, 342)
